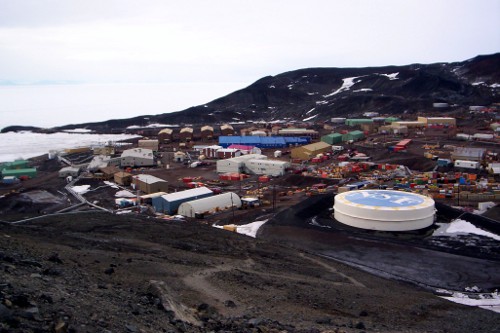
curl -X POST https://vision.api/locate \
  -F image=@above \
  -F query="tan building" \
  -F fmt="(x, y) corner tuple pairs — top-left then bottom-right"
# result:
(179, 127), (194, 142)
(291, 141), (332, 160)
(418, 116), (456, 128)
(220, 124), (235, 136)
(138, 139), (159, 151)
(114, 171), (133, 186)
(99, 166), (120, 180)
(93, 146), (115, 155)
(158, 128), (173, 143)
(200, 125), (214, 141)
(132, 174), (169, 194)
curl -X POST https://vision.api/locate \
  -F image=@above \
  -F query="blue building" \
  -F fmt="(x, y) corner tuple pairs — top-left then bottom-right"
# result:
(152, 187), (213, 215)
(218, 136), (310, 148)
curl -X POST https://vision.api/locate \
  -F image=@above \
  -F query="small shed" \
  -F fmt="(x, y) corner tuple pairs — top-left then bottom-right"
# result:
(200, 125), (214, 141)
(114, 171), (133, 186)
(174, 151), (187, 162)
(178, 192), (241, 218)
(152, 187), (213, 215)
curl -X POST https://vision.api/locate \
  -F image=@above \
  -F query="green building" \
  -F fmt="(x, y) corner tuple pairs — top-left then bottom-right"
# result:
(321, 133), (343, 145)
(345, 119), (374, 126)
(384, 117), (400, 123)
(1, 160), (29, 170)
(1, 168), (37, 179)
(343, 130), (365, 142)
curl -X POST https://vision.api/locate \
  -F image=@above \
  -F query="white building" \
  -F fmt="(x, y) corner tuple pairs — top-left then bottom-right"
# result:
(87, 155), (111, 172)
(245, 159), (290, 176)
(216, 154), (267, 174)
(178, 192), (241, 217)
(121, 148), (156, 167)
(454, 160), (480, 170)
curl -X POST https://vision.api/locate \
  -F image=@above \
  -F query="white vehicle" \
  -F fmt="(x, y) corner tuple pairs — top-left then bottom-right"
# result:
(332, 145), (344, 151)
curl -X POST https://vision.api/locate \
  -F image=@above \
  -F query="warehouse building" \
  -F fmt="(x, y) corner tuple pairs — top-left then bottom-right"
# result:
(121, 148), (156, 167)
(334, 190), (435, 231)
(178, 192), (241, 218)
(418, 116), (456, 128)
(216, 154), (267, 174)
(219, 136), (310, 148)
(158, 128), (173, 143)
(132, 174), (169, 194)
(451, 147), (486, 162)
(291, 141), (331, 161)
(321, 133), (343, 145)
(278, 128), (319, 138)
(345, 119), (373, 126)
(153, 187), (213, 215)
(343, 130), (365, 142)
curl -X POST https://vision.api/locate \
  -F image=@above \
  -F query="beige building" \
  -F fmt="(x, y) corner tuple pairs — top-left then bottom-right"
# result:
(291, 141), (332, 160)
(138, 139), (159, 151)
(133, 174), (169, 194)
(220, 124), (235, 136)
(200, 125), (214, 141)
(179, 127), (194, 142)
(114, 171), (133, 186)
(418, 117), (456, 128)
(158, 128), (173, 143)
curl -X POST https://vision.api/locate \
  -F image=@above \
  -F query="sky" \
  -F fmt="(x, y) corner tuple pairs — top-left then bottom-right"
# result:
(0, 0), (499, 86)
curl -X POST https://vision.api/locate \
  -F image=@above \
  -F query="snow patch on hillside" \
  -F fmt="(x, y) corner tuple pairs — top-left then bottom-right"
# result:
(354, 88), (373, 93)
(379, 72), (399, 80)
(306, 108), (315, 114)
(303, 114), (318, 121)
(323, 76), (363, 97)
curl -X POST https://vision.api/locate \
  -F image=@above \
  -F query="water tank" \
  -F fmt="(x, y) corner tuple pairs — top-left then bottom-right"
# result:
(334, 190), (435, 231)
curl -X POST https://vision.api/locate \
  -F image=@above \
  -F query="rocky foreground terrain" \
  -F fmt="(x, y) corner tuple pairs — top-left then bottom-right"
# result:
(1, 206), (500, 333)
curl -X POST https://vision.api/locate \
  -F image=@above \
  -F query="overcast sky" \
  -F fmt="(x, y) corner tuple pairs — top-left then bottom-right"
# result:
(0, 0), (499, 86)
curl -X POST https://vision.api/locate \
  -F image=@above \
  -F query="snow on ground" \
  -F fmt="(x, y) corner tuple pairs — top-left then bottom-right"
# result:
(104, 181), (119, 189)
(433, 219), (500, 241)
(0, 132), (141, 163)
(115, 190), (135, 198)
(316, 100), (328, 105)
(213, 219), (268, 238)
(440, 291), (500, 313)
(306, 107), (315, 114)
(379, 72), (399, 80)
(126, 123), (176, 129)
(71, 185), (91, 194)
(302, 114), (318, 122)
(323, 76), (363, 97)
(353, 88), (373, 92)
(62, 128), (94, 133)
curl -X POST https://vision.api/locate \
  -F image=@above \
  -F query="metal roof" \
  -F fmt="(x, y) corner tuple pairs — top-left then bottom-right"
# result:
(133, 174), (167, 184)
(161, 187), (213, 202)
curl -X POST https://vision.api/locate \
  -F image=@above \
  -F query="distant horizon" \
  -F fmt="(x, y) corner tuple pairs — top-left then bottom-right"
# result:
(1, 51), (498, 87)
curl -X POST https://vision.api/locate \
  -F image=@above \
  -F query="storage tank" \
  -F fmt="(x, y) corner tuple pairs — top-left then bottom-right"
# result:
(334, 190), (435, 231)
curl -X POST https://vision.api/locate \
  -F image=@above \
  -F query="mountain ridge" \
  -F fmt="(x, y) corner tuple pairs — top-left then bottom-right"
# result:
(2, 53), (499, 133)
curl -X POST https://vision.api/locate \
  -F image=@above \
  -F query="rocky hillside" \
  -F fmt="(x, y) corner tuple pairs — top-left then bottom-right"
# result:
(3, 53), (499, 133)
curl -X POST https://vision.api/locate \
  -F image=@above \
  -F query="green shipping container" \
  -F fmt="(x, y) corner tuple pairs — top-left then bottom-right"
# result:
(2, 160), (29, 170)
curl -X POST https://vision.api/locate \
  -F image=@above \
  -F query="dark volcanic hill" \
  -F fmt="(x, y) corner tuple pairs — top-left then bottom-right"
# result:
(3, 53), (499, 133)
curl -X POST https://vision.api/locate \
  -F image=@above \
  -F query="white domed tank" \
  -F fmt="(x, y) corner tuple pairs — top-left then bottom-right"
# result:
(334, 190), (435, 231)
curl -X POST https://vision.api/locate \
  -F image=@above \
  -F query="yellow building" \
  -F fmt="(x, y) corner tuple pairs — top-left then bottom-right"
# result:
(291, 141), (332, 160)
